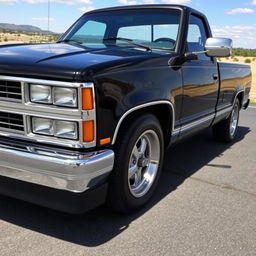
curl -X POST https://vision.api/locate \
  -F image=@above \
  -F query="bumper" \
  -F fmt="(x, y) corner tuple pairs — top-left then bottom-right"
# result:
(0, 176), (108, 213)
(0, 139), (114, 193)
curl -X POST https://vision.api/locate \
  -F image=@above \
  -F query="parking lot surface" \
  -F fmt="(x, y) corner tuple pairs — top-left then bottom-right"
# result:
(0, 107), (255, 256)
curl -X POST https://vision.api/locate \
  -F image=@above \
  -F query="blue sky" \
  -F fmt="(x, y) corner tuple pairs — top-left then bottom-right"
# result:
(0, 0), (255, 48)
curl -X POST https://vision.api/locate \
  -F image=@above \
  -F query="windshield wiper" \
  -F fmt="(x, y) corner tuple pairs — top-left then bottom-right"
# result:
(103, 37), (151, 51)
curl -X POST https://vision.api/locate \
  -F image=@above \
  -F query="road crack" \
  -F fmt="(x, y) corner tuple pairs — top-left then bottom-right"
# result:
(169, 171), (256, 198)
(189, 176), (256, 198)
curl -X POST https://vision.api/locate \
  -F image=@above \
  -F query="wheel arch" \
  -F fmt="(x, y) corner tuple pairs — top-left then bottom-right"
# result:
(233, 87), (245, 109)
(236, 91), (244, 109)
(111, 101), (175, 147)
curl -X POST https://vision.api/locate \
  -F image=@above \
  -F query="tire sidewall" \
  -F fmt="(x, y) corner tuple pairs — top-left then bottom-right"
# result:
(113, 114), (164, 211)
(229, 99), (240, 140)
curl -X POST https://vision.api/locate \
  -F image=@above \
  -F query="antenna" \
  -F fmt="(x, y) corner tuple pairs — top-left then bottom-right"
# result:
(47, 0), (50, 32)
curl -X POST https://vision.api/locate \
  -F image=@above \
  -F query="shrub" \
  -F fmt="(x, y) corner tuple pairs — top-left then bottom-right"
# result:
(4, 37), (8, 42)
(233, 48), (256, 57)
(244, 58), (251, 63)
(233, 58), (239, 62)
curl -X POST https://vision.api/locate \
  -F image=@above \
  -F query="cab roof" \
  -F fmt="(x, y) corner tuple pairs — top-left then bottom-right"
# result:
(85, 4), (204, 17)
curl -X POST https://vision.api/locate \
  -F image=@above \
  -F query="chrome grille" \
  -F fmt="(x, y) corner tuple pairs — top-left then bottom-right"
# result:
(0, 80), (22, 101)
(0, 75), (96, 148)
(0, 112), (24, 132)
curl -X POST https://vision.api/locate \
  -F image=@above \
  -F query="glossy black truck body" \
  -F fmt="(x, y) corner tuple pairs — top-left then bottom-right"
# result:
(0, 5), (251, 213)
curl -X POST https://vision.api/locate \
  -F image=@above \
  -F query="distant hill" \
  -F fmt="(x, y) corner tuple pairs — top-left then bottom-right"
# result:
(0, 23), (55, 34)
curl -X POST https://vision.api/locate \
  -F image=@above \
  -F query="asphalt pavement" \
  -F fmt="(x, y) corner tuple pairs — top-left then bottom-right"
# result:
(0, 107), (255, 256)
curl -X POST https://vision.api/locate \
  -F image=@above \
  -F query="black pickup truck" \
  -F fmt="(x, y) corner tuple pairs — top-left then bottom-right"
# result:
(0, 5), (251, 213)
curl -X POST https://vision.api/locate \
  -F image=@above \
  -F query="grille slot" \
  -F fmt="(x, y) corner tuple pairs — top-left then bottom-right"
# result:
(0, 80), (22, 101)
(0, 112), (24, 132)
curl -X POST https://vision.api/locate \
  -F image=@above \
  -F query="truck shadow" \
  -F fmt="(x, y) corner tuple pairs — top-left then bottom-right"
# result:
(0, 126), (250, 247)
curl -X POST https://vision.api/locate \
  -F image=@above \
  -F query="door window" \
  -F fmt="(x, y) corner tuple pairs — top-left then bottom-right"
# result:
(187, 15), (211, 61)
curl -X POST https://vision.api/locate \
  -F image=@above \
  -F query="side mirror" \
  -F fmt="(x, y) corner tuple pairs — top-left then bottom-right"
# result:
(205, 37), (232, 57)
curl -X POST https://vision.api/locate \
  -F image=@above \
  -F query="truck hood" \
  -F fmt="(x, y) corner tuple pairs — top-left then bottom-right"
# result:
(0, 43), (158, 81)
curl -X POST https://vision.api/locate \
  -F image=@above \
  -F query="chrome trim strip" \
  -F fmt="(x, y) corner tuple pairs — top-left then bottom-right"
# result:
(0, 129), (82, 149)
(81, 83), (97, 148)
(0, 76), (97, 148)
(0, 126), (24, 135)
(180, 114), (215, 133)
(216, 106), (232, 118)
(0, 75), (83, 88)
(111, 101), (175, 145)
(171, 129), (180, 136)
(111, 89), (246, 144)
(0, 104), (82, 120)
(214, 89), (244, 120)
(175, 89), (245, 136)
(0, 142), (114, 193)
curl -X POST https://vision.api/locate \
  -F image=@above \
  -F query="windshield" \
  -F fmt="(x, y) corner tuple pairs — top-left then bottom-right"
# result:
(61, 9), (181, 51)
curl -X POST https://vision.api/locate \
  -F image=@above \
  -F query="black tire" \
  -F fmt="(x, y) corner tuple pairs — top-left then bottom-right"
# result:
(107, 114), (164, 213)
(212, 99), (240, 143)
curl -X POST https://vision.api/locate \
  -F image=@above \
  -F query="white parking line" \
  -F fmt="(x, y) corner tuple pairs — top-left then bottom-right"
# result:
(249, 106), (256, 109)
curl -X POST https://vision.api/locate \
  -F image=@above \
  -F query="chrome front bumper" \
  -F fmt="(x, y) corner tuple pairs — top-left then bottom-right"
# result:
(0, 140), (114, 193)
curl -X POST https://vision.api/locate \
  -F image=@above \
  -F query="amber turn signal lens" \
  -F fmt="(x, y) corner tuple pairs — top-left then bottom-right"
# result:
(100, 137), (111, 145)
(82, 88), (93, 110)
(83, 120), (94, 142)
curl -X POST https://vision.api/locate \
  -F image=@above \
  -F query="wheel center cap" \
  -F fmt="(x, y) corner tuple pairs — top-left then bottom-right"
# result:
(138, 158), (149, 168)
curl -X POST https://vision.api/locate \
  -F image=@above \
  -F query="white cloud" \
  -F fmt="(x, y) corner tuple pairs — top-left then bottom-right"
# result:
(212, 25), (256, 48)
(32, 17), (55, 22)
(79, 6), (94, 12)
(118, 0), (138, 4)
(118, 0), (191, 5)
(3, 0), (93, 4)
(2, 0), (191, 6)
(161, 0), (191, 4)
(226, 8), (255, 15)
(118, 0), (159, 4)
(252, 0), (256, 5)
(142, 0), (158, 3)
(0, 0), (17, 3)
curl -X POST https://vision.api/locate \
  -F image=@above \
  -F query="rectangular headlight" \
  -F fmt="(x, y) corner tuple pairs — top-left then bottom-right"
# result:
(32, 117), (54, 135)
(54, 120), (78, 139)
(53, 87), (77, 107)
(31, 117), (78, 140)
(30, 85), (52, 104)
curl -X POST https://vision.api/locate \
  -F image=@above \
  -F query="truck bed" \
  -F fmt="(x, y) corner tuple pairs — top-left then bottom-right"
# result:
(217, 62), (251, 109)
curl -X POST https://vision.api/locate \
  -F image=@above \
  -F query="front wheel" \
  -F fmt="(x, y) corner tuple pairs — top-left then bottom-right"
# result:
(212, 99), (240, 143)
(107, 114), (164, 213)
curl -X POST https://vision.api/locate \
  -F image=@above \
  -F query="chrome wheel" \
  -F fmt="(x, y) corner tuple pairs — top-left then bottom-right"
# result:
(212, 99), (240, 143)
(128, 130), (161, 198)
(230, 103), (239, 136)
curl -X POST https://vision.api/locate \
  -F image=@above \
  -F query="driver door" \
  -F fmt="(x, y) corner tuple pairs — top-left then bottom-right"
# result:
(180, 14), (219, 137)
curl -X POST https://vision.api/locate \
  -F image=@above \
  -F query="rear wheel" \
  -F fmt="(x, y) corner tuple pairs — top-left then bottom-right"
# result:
(107, 114), (164, 213)
(212, 99), (240, 143)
